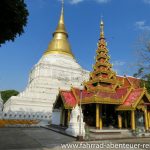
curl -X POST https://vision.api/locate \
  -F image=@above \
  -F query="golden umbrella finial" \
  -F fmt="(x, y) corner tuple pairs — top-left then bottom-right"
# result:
(100, 14), (104, 25)
(57, 0), (65, 25)
(100, 15), (104, 38)
(62, 0), (64, 7)
(61, 0), (64, 16)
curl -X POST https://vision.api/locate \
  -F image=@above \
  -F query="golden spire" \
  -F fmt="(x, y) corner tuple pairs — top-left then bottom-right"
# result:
(44, 0), (74, 58)
(84, 19), (121, 92)
(54, 0), (66, 35)
(100, 18), (104, 38)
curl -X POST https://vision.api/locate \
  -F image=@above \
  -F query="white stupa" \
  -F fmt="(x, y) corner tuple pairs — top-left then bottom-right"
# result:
(3, 2), (89, 120)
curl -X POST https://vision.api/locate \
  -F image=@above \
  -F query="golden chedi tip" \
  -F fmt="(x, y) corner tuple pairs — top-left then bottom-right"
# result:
(100, 19), (104, 26)
(100, 19), (104, 38)
(44, 0), (74, 58)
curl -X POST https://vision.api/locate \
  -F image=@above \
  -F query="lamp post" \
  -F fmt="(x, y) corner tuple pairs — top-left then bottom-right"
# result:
(77, 84), (84, 141)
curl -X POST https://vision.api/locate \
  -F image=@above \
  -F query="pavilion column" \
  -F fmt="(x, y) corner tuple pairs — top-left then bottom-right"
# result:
(124, 112), (128, 128)
(118, 113), (122, 129)
(144, 108), (149, 131)
(67, 109), (71, 125)
(99, 105), (103, 130)
(62, 110), (65, 126)
(60, 108), (63, 126)
(148, 111), (150, 129)
(131, 110), (135, 131)
(96, 104), (100, 129)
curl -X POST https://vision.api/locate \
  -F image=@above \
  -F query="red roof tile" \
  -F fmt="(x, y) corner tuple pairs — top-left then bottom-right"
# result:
(122, 88), (143, 106)
(97, 87), (128, 100)
(73, 88), (94, 99)
(73, 87), (128, 100)
(61, 91), (77, 108)
(116, 75), (141, 88)
(58, 76), (143, 108)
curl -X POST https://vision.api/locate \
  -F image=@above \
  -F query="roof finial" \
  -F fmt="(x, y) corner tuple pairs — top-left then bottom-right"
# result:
(62, 0), (64, 7)
(100, 15), (104, 38)
(61, 0), (64, 15)
(58, 0), (64, 25)
(101, 14), (103, 22)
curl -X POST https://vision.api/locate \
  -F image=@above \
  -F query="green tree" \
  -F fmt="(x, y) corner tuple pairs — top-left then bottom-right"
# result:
(143, 74), (150, 93)
(0, 0), (29, 45)
(1, 90), (19, 103)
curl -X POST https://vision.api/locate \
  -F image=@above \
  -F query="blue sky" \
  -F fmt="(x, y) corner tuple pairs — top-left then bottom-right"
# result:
(0, 0), (150, 91)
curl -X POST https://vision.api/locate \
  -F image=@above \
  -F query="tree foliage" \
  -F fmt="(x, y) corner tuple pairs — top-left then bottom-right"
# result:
(1, 90), (19, 104)
(0, 0), (29, 45)
(133, 69), (150, 93)
(140, 74), (150, 93)
(133, 32), (150, 93)
(134, 32), (150, 77)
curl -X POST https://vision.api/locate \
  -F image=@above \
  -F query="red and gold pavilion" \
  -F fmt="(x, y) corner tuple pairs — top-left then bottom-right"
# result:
(54, 20), (150, 131)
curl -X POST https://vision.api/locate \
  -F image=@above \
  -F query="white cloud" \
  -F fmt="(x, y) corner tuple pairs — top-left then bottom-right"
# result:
(143, 0), (150, 4)
(35, 0), (47, 8)
(112, 60), (126, 67)
(135, 21), (150, 31)
(64, 0), (111, 5)
(112, 60), (126, 75)
(68, 0), (84, 4)
(95, 0), (111, 3)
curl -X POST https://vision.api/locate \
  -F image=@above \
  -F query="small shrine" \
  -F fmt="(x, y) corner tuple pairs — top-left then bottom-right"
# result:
(65, 105), (85, 137)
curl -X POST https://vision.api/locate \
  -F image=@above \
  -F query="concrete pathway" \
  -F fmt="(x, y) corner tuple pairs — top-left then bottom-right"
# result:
(0, 127), (150, 150)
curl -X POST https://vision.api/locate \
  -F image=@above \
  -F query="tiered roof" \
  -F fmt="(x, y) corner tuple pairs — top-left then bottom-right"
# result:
(56, 77), (149, 110)
(84, 20), (123, 93)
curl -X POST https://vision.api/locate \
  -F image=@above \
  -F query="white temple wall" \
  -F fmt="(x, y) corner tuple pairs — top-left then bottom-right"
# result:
(52, 109), (61, 125)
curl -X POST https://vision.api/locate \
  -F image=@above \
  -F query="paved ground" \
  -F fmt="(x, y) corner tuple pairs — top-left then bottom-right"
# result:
(0, 127), (150, 150)
(0, 127), (74, 150)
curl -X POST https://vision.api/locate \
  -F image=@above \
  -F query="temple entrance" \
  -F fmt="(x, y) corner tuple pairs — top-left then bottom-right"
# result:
(102, 104), (118, 128)
(82, 104), (118, 128)
(122, 111), (131, 129)
(83, 104), (96, 127)
(135, 110), (144, 129)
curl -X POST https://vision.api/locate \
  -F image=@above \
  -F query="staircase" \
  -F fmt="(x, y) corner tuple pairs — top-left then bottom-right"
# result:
(87, 128), (133, 140)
